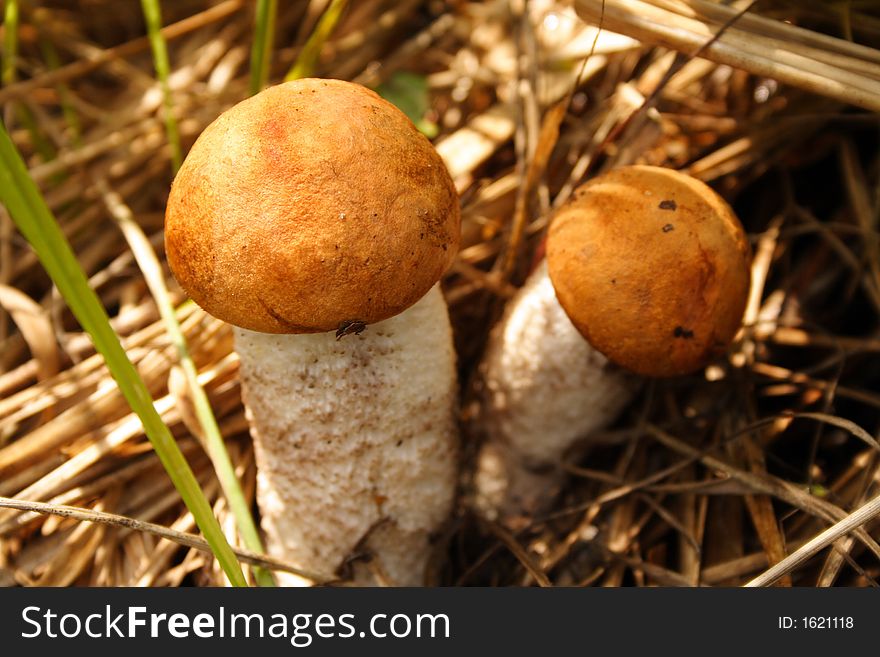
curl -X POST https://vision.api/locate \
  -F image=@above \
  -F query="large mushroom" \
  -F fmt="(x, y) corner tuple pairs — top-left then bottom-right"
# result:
(165, 79), (461, 585)
(476, 165), (751, 520)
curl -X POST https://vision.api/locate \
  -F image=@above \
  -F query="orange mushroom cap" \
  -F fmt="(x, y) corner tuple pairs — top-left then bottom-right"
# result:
(165, 78), (460, 334)
(547, 165), (751, 377)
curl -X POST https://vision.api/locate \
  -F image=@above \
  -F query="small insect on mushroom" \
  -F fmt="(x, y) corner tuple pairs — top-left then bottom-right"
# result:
(336, 320), (367, 340)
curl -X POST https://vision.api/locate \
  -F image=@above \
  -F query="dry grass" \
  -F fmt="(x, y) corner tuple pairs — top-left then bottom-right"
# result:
(1, 0), (879, 587)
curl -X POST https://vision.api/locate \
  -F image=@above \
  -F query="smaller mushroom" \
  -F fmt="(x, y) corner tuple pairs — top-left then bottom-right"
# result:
(475, 165), (751, 520)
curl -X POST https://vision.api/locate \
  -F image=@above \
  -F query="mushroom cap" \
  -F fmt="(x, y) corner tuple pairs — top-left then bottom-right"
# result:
(546, 165), (751, 377)
(165, 78), (460, 334)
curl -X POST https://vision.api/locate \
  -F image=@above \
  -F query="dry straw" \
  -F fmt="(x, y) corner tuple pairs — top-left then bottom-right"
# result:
(575, 0), (880, 111)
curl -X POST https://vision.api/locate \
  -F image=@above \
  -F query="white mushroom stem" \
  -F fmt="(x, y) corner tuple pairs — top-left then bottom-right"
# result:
(234, 285), (458, 586)
(475, 261), (640, 520)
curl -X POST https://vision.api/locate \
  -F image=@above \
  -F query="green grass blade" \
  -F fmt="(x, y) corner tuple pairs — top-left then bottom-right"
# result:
(2, 0), (19, 86)
(3, 0), (56, 164)
(11, 103), (56, 164)
(99, 180), (274, 587)
(37, 34), (81, 145)
(285, 0), (347, 81)
(140, 0), (182, 174)
(249, 0), (277, 95)
(0, 123), (247, 587)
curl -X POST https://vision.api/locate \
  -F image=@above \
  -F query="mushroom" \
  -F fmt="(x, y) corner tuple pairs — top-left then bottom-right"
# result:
(164, 79), (461, 585)
(475, 165), (751, 520)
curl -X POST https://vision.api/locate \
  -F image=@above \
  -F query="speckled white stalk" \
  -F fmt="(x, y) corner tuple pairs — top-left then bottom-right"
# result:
(234, 285), (458, 586)
(475, 261), (640, 519)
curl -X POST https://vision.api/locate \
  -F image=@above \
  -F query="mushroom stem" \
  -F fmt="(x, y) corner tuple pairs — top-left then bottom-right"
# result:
(235, 285), (458, 586)
(475, 261), (640, 520)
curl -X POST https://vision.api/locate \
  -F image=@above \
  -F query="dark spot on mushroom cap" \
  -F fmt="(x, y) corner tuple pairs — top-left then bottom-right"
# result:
(659, 199), (677, 211)
(673, 326), (694, 339)
(662, 224), (674, 233)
